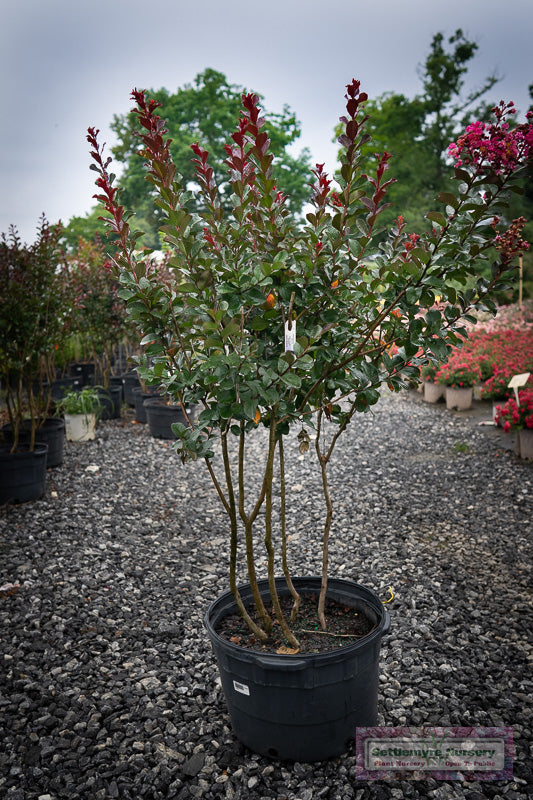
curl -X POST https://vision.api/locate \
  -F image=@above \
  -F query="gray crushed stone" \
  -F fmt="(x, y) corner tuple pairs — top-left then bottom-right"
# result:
(0, 389), (531, 799)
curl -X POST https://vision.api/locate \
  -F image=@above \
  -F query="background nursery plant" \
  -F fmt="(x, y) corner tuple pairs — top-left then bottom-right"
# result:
(88, 80), (532, 647)
(0, 217), (71, 451)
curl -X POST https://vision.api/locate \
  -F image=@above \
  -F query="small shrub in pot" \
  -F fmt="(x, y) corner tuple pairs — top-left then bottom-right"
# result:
(88, 82), (532, 645)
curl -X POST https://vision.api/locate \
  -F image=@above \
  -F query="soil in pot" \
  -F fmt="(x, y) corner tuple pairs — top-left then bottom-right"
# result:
(217, 591), (376, 655)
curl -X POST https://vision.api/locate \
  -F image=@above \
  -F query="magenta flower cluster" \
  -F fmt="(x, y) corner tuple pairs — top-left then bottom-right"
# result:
(448, 102), (533, 175)
(495, 389), (533, 432)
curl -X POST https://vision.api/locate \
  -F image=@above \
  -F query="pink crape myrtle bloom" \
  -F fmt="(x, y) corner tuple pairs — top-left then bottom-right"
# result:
(448, 102), (533, 175)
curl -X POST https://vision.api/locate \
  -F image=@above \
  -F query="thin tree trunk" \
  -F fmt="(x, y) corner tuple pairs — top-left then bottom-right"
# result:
(315, 408), (332, 630)
(237, 424), (272, 633)
(278, 436), (301, 623)
(219, 431), (269, 641)
(264, 420), (300, 648)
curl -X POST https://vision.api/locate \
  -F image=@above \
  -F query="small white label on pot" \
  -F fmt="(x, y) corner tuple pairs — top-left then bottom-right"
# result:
(233, 680), (250, 696)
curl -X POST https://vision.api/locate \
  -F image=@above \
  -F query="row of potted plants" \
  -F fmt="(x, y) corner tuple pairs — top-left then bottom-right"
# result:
(0, 215), (146, 503)
(419, 308), (533, 459)
(421, 316), (533, 411)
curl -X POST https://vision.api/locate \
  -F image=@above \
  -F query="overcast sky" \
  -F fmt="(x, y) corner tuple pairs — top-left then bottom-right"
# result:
(1, 0), (531, 243)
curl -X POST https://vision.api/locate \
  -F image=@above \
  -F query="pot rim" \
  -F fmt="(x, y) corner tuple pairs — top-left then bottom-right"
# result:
(204, 575), (390, 662)
(0, 442), (49, 456)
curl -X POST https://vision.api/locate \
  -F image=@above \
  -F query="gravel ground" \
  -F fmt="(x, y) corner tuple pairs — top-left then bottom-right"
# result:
(1, 389), (531, 800)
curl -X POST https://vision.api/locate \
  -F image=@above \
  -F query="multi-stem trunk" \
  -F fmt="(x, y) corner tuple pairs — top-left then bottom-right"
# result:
(278, 436), (301, 623)
(217, 433), (270, 642)
(263, 420), (300, 649)
(315, 408), (333, 630)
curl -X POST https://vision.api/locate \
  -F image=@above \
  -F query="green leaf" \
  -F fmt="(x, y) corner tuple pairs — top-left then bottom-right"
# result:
(221, 320), (240, 339)
(426, 211), (447, 227)
(280, 372), (301, 388)
(437, 192), (459, 210)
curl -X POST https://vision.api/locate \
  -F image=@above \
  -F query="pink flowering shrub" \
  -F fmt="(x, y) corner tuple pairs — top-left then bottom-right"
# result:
(436, 356), (482, 388)
(420, 363), (440, 382)
(495, 389), (533, 432)
(448, 101), (533, 175)
(430, 323), (533, 398)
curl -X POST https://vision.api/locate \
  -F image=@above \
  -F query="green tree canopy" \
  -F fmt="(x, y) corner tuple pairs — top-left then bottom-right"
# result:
(111, 68), (312, 247)
(341, 29), (502, 234)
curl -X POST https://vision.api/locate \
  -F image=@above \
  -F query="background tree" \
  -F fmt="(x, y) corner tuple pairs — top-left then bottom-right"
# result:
(341, 29), (501, 234)
(110, 68), (312, 247)
(60, 206), (117, 251)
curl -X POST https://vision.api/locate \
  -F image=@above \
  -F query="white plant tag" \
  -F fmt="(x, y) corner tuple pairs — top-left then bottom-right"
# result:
(508, 372), (531, 404)
(284, 320), (296, 353)
(233, 680), (250, 696)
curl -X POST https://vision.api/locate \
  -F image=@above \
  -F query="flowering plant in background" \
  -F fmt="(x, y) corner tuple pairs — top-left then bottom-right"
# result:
(435, 325), (533, 399)
(472, 299), (533, 331)
(436, 357), (482, 388)
(480, 368), (515, 401)
(495, 389), (533, 432)
(88, 81), (531, 645)
(421, 364), (440, 383)
(448, 101), (533, 175)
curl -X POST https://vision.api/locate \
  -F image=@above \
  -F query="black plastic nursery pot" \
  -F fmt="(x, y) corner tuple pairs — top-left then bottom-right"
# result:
(1, 418), (65, 468)
(204, 576), (390, 762)
(0, 443), (49, 504)
(121, 371), (141, 406)
(69, 362), (96, 387)
(144, 399), (195, 439)
(97, 386), (122, 420)
(132, 388), (163, 423)
(48, 376), (82, 400)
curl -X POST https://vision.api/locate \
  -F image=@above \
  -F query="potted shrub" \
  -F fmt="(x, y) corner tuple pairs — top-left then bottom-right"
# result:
(436, 358), (483, 411)
(420, 363), (444, 403)
(66, 236), (129, 410)
(88, 82), (532, 760)
(480, 367), (514, 421)
(495, 387), (533, 459)
(0, 218), (71, 501)
(56, 386), (102, 442)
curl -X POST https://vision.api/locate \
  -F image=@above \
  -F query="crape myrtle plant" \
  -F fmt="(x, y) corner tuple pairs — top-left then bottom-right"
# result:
(0, 217), (72, 452)
(66, 236), (130, 387)
(88, 81), (532, 648)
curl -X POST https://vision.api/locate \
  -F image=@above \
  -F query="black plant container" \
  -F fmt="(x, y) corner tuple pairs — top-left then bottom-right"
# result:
(121, 371), (141, 406)
(132, 388), (163, 423)
(205, 576), (390, 762)
(1, 418), (65, 468)
(0, 443), (49, 504)
(97, 386), (122, 420)
(69, 362), (96, 387)
(144, 399), (195, 439)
